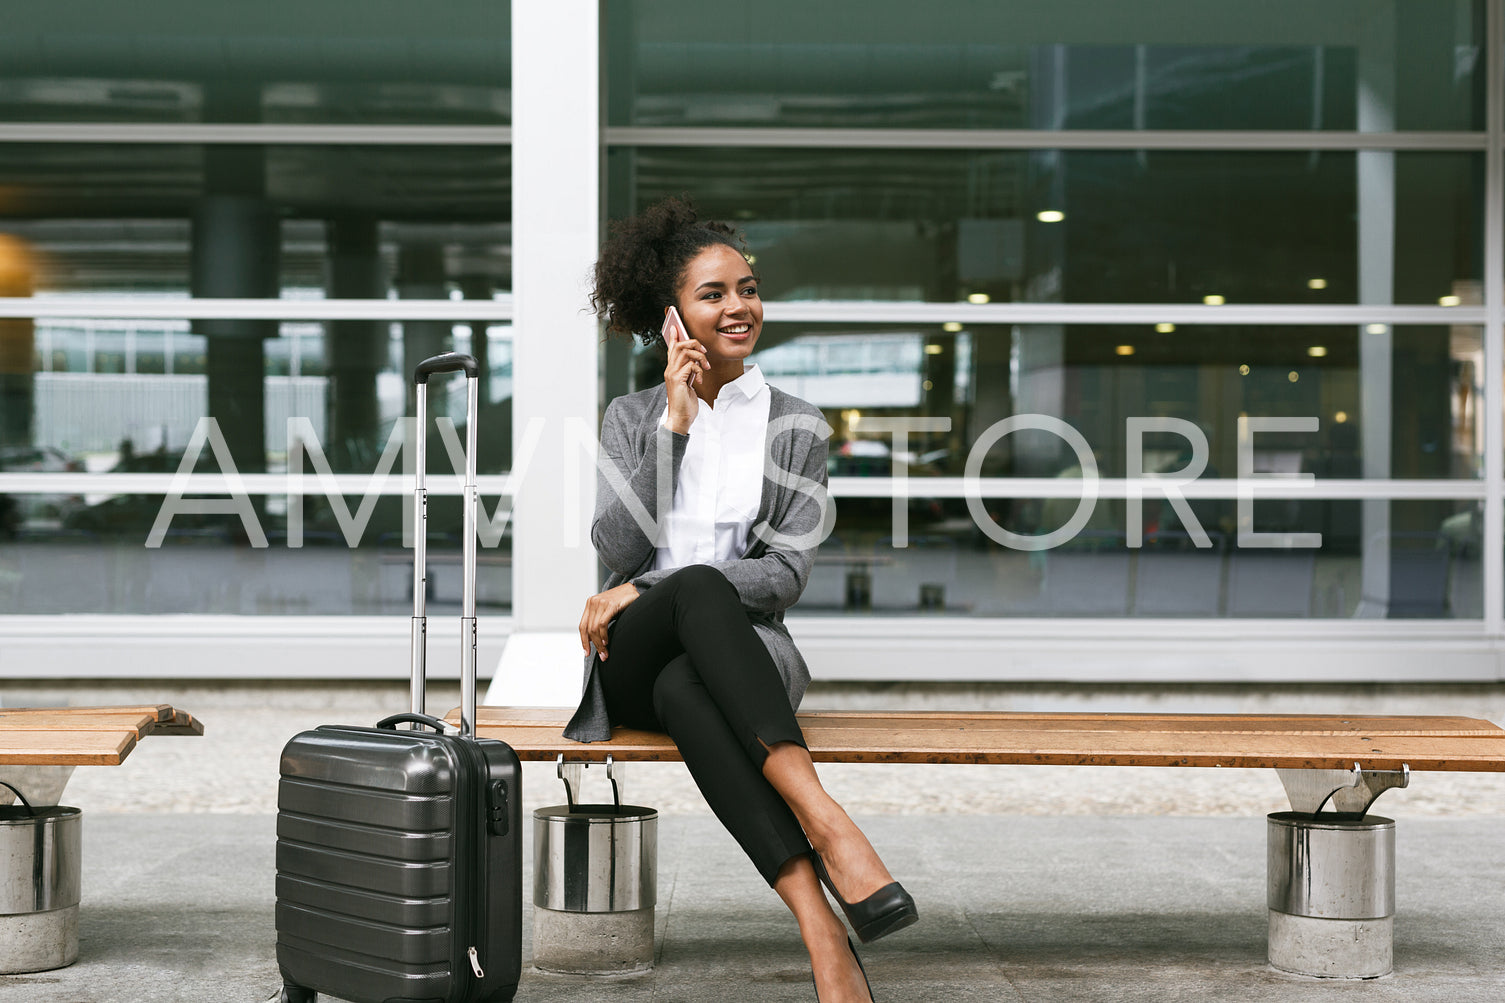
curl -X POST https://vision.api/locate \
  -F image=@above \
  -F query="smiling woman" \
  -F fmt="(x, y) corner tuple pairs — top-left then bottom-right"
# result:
(660, 244), (764, 428)
(566, 197), (913, 1002)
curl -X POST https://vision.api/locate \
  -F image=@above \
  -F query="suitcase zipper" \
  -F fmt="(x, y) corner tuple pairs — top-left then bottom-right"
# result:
(455, 737), (491, 993)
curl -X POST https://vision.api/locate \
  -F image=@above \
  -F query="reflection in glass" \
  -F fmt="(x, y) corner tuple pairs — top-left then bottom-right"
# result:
(610, 149), (1480, 305)
(0, 146), (512, 297)
(792, 498), (1481, 619)
(607, 0), (1481, 131)
(0, 1), (511, 125)
(0, 495), (511, 615)
(705, 323), (1482, 482)
(6, 318), (511, 482)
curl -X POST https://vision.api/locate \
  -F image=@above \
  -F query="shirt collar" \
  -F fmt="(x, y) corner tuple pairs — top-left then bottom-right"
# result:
(720, 364), (768, 403)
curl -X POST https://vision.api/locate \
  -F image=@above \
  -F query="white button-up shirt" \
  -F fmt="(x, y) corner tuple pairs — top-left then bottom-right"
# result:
(653, 365), (772, 571)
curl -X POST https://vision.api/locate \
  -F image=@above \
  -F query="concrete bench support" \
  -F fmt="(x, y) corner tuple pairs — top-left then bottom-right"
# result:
(0, 766), (75, 808)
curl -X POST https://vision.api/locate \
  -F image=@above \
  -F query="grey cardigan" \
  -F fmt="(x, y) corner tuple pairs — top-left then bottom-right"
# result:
(563, 382), (831, 744)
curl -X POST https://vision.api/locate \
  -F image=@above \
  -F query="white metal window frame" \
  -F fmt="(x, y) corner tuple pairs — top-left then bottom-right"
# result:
(0, 0), (1502, 682)
(0, 299), (517, 321)
(603, 128), (1490, 151)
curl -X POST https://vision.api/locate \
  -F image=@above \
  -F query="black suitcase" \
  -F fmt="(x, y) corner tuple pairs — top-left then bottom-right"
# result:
(275, 353), (523, 1003)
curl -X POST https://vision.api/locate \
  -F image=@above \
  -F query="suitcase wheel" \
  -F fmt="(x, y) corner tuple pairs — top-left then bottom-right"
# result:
(279, 985), (316, 1003)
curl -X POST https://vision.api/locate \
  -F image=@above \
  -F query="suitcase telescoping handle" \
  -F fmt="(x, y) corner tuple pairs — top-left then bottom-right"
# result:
(412, 351), (481, 737)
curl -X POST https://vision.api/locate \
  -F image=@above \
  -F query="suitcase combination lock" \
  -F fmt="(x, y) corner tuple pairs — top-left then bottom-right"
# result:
(486, 780), (509, 836)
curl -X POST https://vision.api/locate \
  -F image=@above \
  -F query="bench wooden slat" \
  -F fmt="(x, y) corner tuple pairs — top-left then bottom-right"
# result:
(0, 706), (204, 736)
(451, 707), (1505, 772)
(66, 705), (176, 722)
(806, 707), (1505, 731)
(0, 711), (160, 737)
(148, 709), (205, 736)
(791, 728), (1505, 771)
(4, 704), (174, 720)
(738, 715), (1505, 738)
(468, 706), (1505, 736)
(0, 731), (137, 766)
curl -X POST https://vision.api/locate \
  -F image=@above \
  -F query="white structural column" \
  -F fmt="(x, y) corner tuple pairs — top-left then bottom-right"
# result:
(1485, 0), (1504, 642)
(1355, 8), (1395, 617)
(486, 1), (601, 705)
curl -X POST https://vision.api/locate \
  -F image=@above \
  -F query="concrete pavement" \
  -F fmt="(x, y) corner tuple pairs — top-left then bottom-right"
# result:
(2, 812), (1501, 1002)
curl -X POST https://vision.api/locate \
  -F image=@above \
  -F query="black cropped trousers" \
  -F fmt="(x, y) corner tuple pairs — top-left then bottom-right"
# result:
(599, 564), (811, 885)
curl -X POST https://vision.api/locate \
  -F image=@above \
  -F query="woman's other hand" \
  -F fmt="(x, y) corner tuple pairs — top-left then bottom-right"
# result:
(579, 582), (641, 660)
(664, 332), (709, 434)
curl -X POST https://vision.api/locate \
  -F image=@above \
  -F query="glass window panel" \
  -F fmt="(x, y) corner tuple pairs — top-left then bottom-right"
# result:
(0, 494), (511, 614)
(0, 1), (510, 125)
(790, 498), (1480, 619)
(604, 320), (1481, 479)
(1, 317), (510, 476)
(607, 0), (1481, 131)
(0, 144), (511, 297)
(679, 322), (1478, 481)
(608, 148), (1480, 305)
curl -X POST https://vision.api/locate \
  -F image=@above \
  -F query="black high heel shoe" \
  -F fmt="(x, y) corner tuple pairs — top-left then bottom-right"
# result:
(813, 936), (875, 1003)
(811, 851), (918, 944)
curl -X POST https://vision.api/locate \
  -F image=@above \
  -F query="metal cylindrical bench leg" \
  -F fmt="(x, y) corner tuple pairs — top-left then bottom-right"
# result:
(1267, 811), (1394, 979)
(0, 806), (82, 974)
(532, 802), (657, 975)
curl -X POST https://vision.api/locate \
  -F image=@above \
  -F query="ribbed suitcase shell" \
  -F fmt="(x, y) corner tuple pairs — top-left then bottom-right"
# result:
(276, 725), (522, 1003)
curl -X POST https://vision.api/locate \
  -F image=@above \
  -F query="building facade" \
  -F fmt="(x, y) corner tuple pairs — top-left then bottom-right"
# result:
(0, 1), (1501, 685)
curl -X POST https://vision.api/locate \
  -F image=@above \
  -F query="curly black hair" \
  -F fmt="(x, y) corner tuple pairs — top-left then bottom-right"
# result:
(590, 196), (751, 346)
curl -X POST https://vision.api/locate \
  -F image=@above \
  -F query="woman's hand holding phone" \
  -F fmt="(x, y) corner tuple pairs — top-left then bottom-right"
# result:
(662, 306), (706, 434)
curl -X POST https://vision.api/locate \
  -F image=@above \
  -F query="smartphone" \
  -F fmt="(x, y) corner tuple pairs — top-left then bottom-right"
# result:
(660, 305), (688, 345)
(662, 306), (700, 389)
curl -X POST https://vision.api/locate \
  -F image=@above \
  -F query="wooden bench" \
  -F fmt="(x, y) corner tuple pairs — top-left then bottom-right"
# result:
(446, 706), (1505, 771)
(0, 704), (203, 808)
(447, 705), (1505, 978)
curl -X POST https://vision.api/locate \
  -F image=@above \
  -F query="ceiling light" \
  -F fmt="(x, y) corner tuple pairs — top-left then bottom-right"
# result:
(1115, 345), (1135, 356)
(967, 293), (991, 304)
(1365, 323), (1388, 335)
(1036, 209), (1065, 223)
(1335, 411), (1349, 423)
(942, 322), (964, 333)
(1155, 322), (1176, 333)
(922, 379), (934, 391)
(1307, 278), (1328, 290)
(1288, 371), (1300, 383)
(1239, 364), (1250, 376)
(925, 343), (945, 355)
(1203, 294), (1225, 305)
(1439, 294), (1461, 306)
(1307, 346), (1328, 358)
